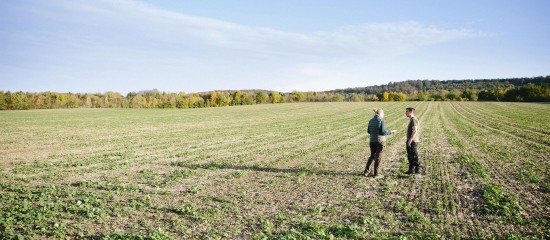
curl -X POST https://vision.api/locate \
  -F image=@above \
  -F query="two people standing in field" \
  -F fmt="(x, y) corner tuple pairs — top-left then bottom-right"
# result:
(364, 107), (420, 178)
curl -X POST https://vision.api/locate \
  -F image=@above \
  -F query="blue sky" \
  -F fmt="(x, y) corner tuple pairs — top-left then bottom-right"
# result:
(1, 0), (549, 94)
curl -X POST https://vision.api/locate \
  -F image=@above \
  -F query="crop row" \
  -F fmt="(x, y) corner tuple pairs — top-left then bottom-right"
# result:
(0, 102), (547, 239)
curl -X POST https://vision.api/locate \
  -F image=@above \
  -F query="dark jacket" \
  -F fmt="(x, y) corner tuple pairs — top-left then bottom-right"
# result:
(368, 116), (392, 142)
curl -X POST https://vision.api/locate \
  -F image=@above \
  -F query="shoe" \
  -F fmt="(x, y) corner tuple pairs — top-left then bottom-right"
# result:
(373, 174), (384, 179)
(363, 169), (371, 177)
(405, 168), (414, 174)
(414, 166), (420, 174)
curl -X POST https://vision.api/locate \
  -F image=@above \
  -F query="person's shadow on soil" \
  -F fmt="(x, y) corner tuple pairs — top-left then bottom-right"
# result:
(180, 162), (360, 177)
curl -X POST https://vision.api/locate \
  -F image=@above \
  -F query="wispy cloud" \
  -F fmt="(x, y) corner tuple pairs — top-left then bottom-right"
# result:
(1, 0), (485, 92)
(29, 0), (483, 57)
(312, 22), (484, 57)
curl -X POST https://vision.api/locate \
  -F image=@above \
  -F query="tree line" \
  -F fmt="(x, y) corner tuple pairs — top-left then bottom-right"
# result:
(0, 90), (366, 110)
(1, 76), (548, 110)
(329, 76), (550, 102)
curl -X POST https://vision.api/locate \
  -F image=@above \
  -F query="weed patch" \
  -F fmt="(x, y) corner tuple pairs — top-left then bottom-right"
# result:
(101, 228), (174, 240)
(480, 184), (522, 217)
(453, 154), (488, 178)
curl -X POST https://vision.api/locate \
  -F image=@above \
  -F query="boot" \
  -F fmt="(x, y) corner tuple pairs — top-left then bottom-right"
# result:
(373, 160), (380, 177)
(363, 167), (371, 177)
(363, 159), (373, 176)
(405, 166), (414, 174)
(414, 166), (420, 174)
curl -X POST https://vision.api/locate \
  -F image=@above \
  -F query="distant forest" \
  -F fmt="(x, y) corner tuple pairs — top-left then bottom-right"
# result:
(329, 76), (550, 102)
(1, 76), (549, 110)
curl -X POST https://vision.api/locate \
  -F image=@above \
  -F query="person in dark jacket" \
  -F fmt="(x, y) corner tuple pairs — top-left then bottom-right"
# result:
(365, 108), (396, 178)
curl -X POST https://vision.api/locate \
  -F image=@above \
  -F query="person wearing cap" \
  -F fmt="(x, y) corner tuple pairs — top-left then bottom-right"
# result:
(365, 108), (397, 178)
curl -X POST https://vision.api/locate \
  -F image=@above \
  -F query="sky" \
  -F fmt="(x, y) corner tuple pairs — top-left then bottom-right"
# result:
(1, 0), (549, 94)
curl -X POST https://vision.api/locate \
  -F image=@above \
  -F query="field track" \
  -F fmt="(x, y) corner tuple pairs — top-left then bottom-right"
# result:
(0, 102), (548, 239)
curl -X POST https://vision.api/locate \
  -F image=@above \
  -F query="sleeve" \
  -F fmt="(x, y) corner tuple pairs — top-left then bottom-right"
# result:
(367, 119), (371, 134)
(380, 120), (392, 135)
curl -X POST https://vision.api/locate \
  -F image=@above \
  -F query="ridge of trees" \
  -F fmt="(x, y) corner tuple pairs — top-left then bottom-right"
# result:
(328, 76), (550, 101)
(1, 76), (548, 110)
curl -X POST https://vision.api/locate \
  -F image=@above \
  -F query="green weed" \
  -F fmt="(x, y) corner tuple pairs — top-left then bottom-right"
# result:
(101, 228), (174, 240)
(161, 169), (196, 186)
(481, 184), (522, 217)
(453, 154), (488, 178)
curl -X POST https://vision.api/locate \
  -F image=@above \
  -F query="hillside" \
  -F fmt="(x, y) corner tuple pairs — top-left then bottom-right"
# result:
(328, 76), (550, 95)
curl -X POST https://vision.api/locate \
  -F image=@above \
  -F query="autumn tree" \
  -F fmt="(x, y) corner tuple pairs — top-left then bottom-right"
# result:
(330, 93), (344, 102)
(232, 91), (243, 105)
(388, 92), (407, 101)
(219, 92), (232, 106)
(382, 92), (390, 101)
(269, 91), (282, 103)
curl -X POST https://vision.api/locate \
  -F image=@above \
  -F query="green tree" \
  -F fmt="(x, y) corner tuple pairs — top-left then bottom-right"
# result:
(0, 91), (6, 110)
(461, 89), (477, 101)
(242, 92), (255, 105)
(188, 93), (204, 108)
(349, 94), (364, 102)
(105, 91), (125, 108)
(65, 93), (81, 108)
(175, 92), (187, 108)
(255, 92), (268, 104)
(518, 83), (550, 101)
(503, 89), (520, 102)
(158, 92), (176, 108)
(417, 91), (427, 101)
(478, 90), (498, 101)
(430, 92), (445, 101)
(52, 93), (66, 108)
(365, 94), (378, 101)
(497, 89), (506, 101)
(447, 91), (461, 101)
(290, 91), (304, 102)
(220, 92), (232, 106)
(7, 91), (30, 110)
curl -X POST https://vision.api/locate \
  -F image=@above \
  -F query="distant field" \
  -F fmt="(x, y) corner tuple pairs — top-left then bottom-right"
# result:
(0, 102), (548, 239)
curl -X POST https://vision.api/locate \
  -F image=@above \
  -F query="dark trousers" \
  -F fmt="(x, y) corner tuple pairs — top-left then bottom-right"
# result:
(406, 142), (419, 169)
(365, 141), (385, 176)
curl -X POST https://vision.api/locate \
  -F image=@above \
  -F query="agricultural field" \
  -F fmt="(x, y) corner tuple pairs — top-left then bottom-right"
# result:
(0, 102), (548, 239)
